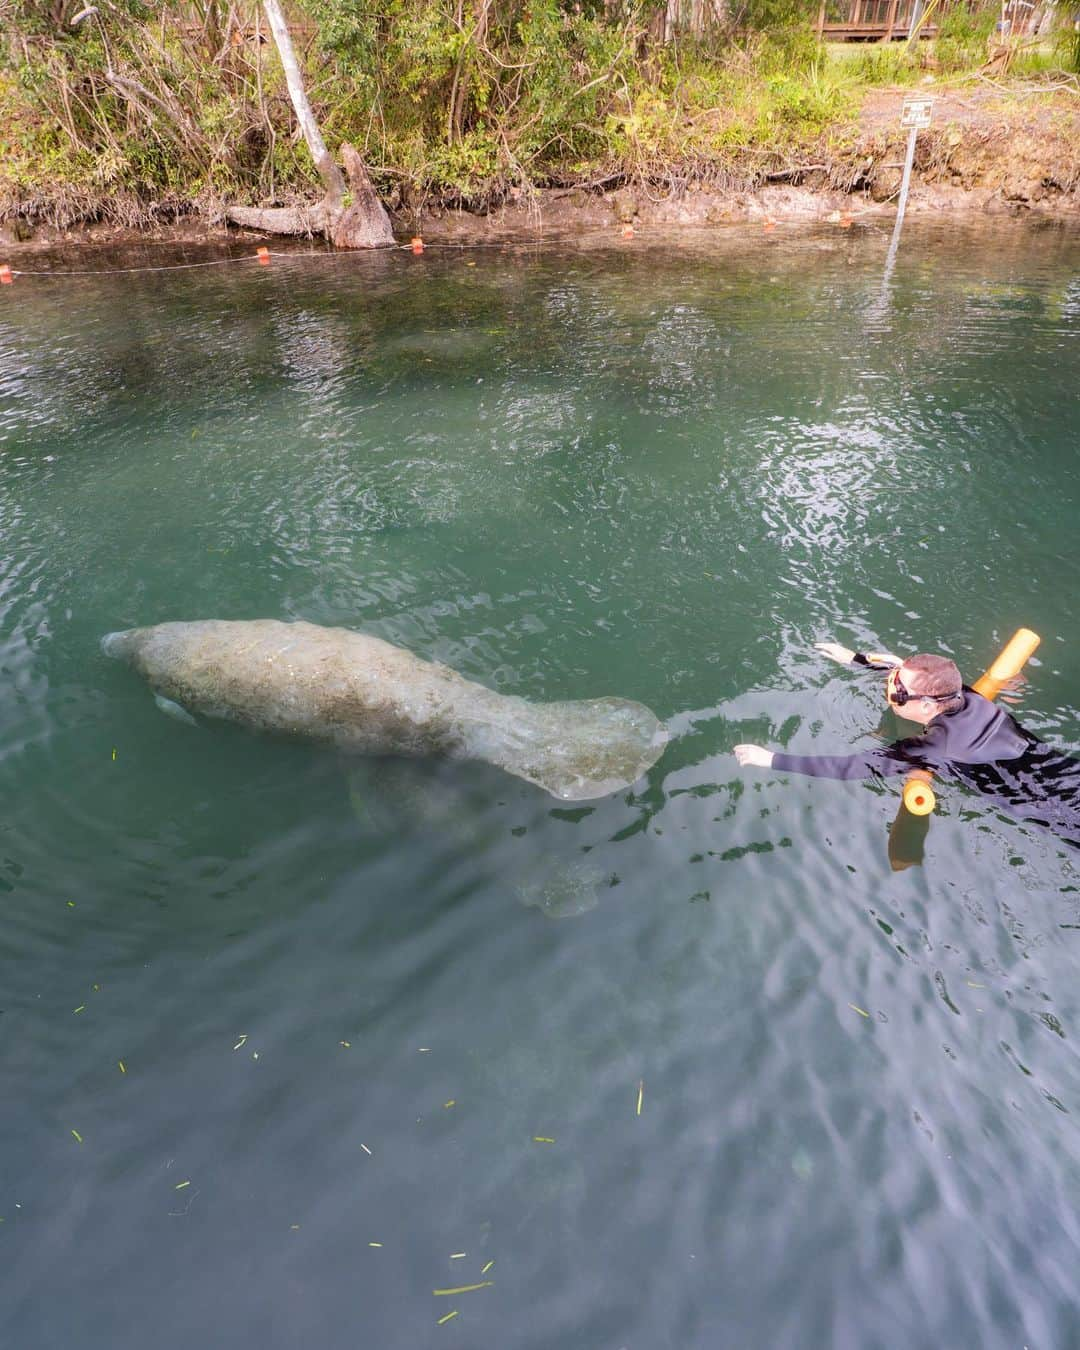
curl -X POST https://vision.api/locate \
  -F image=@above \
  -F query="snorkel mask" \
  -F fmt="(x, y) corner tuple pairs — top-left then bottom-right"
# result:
(887, 668), (961, 709)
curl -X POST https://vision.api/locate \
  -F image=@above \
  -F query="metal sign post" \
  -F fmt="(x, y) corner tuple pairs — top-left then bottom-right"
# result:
(884, 96), (935, 280)
(894, 97), (934, 237)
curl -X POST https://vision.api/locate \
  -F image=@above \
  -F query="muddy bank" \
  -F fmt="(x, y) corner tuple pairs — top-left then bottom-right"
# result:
(2, 174), (1073, 257)
(409, 87), (1080, 241)
(2, 86), (1077, 253)
(407, 176), (1077, 247)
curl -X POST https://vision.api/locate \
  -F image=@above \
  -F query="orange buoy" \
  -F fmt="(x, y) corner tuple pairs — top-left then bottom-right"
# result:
(411, 236), (425, 255)
(0, 264), (12, 284)
(839, 213), (853, 229)
(256, 246), (270, 266)
(763, 217), (777, 232)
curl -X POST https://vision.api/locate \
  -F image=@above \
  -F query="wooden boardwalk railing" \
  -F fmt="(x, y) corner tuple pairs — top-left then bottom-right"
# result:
(818, 0), (941, 41)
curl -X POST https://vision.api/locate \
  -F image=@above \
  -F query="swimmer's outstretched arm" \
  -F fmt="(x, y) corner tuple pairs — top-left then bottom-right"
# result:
(815, 641), (901, 670)
(731, 642), (912, 773)
(735, 737), (938, 780)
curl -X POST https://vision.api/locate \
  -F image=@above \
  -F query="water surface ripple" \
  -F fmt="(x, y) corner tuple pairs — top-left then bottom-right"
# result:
(1, 221), (1079, 1350)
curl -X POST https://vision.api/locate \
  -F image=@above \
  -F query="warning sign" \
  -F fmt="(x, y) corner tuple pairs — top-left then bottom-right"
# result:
(900, 97), (935, 130)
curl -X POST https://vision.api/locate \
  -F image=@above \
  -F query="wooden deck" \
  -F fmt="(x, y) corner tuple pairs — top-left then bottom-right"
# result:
(822, 20), (938, 39)
(819, 0), (942, 41)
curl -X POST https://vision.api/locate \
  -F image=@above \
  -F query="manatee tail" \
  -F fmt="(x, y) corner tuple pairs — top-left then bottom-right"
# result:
(462, 695), (668, 801)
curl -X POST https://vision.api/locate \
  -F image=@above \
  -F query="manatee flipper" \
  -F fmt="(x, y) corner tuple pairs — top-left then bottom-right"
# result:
(154, 693), (198, 727)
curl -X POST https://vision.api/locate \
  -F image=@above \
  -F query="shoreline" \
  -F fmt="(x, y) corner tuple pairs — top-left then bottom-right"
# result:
(2, 180), (1077, 262)
(3, 86), (1078, 255)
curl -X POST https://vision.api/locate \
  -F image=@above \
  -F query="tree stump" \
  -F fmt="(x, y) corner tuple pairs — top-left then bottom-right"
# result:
(332, 144), (395, 249)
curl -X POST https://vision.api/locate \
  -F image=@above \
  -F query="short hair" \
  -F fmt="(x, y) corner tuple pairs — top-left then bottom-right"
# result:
(903, 653), (963, 708)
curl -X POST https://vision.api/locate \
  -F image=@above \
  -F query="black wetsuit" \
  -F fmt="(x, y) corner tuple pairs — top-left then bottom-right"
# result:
(772, 660), (1080, 846)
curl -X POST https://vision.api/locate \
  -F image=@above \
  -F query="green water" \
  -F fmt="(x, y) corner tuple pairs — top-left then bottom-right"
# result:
(2, 221), (1079, 1349)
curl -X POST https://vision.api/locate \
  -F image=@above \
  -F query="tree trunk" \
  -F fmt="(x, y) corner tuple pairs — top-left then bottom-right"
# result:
(664, 0), (680, 43)
(229, 0), (393, 248)
(261, 0), (343, 208)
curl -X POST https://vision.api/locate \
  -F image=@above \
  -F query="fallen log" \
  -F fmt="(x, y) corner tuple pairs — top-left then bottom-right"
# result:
(225, 204), (327, 237)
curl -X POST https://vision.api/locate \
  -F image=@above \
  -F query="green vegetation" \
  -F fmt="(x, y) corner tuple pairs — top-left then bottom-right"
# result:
(934, 0), (997, 72)
(1057, 20), (1080, 74)
(0, 1), (1075, 227)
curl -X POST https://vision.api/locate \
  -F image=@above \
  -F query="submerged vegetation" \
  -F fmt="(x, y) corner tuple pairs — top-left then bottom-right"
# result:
(2, 0), (1078, 228)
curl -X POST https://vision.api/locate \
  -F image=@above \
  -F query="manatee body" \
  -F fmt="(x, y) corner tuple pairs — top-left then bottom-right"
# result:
(102, 619), (667, 801)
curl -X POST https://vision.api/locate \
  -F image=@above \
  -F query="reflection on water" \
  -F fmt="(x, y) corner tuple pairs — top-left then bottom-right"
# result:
(1, 221), (1079, 1350)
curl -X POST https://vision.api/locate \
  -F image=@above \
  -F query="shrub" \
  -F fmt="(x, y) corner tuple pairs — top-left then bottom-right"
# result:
(934, 0), (997, 72)
(1055, 13), (1080, 73)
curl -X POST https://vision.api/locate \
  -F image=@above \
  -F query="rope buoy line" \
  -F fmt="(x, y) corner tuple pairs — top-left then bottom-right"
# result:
(0, 216), (879, 282)
(5, 252), (268, 278)
(0, 237), (546, 280)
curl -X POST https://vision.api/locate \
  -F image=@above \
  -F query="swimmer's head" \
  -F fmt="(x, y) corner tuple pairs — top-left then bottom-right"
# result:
(887, 653), (963, 723)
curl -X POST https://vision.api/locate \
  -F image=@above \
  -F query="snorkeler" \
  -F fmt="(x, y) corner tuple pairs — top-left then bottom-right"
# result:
(734, 642), (1080, 846)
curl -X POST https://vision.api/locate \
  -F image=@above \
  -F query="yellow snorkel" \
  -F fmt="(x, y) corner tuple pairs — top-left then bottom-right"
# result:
(899, 627), (1041, 817)
(971, 627), (1042, 701)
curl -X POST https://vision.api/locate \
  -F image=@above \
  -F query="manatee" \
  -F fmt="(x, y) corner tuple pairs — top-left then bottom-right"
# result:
(102, 619), (667, 801)
(517, 861), (604, 920)
(385, 327), (498, 363)
(346, 758), (480, 836)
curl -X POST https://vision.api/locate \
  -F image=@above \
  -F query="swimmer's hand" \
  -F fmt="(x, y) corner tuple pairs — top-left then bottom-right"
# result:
(814, 642), (856, 665)
(998, 673), (1028, 704)
(815, 641), (902, 669)
(734, 744), (774, 769)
